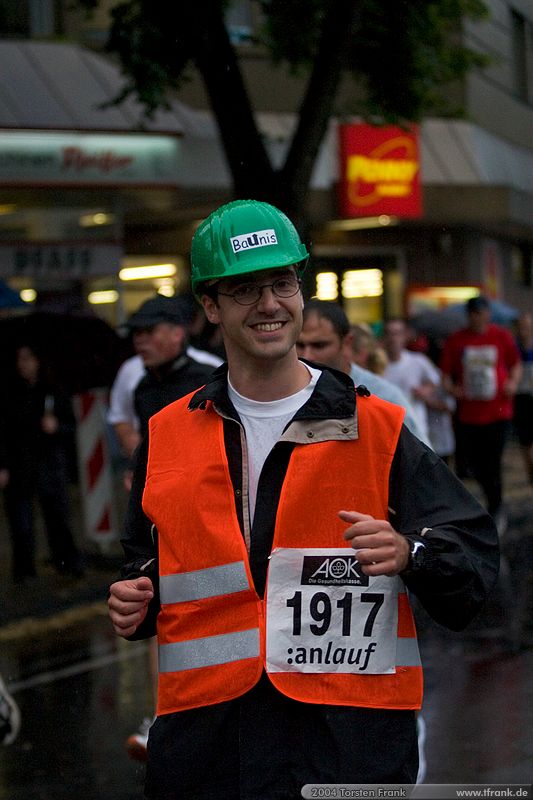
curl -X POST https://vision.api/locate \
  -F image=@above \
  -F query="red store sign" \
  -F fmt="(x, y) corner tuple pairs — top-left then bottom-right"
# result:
(338, 123), (422, 218)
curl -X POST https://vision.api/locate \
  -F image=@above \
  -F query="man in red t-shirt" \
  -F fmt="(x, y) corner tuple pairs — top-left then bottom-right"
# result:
(441, 295), (522, 530)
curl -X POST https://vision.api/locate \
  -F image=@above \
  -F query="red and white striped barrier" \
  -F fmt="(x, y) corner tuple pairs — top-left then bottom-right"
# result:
(75, 390), (117, 550)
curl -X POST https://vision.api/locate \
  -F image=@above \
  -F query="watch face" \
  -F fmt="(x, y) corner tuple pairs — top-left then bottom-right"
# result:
(410, 540), (426, 571)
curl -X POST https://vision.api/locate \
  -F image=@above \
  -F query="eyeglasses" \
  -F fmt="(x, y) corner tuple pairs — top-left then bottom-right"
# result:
(217, 276), (301, 306)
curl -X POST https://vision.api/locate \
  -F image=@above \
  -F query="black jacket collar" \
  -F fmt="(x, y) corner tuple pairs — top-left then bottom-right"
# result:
(188, 360), (357, 421)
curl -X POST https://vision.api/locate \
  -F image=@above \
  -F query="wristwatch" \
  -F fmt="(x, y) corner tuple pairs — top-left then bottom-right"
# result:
(402, 536), (429, 575)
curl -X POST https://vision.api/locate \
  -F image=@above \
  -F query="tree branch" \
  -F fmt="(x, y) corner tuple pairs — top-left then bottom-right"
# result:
(280, 0), (361, 217)
(194, 4), (275, 198)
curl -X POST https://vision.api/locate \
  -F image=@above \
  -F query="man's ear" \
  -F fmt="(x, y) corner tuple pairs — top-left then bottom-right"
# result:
(201, 294), (220, 325)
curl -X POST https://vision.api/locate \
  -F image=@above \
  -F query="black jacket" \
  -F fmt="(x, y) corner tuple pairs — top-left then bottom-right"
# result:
(134, 354), (215, 436)
(120, 364), (499, 799)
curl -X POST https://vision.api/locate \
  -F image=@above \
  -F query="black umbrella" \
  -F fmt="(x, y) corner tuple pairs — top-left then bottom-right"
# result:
(0, 310), (131, 394)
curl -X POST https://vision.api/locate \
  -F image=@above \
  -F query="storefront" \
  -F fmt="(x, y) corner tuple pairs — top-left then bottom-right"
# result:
(307, 118), (533, 325)
(1, 41), (532, 329)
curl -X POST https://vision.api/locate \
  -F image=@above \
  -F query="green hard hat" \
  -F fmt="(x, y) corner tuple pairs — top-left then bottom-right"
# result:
(191, 199), (309, 294)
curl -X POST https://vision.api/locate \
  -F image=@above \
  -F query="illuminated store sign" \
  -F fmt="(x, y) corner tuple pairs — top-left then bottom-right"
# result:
(0, 131), (180, 187)
(339, 123), (422, 218)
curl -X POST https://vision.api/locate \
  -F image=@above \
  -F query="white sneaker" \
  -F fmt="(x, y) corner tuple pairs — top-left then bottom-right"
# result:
(125, 716), (154, 762)
(0, 675), (21, 746)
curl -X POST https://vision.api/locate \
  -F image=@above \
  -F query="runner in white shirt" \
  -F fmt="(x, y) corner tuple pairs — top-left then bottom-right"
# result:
(382, 319), (440, 442)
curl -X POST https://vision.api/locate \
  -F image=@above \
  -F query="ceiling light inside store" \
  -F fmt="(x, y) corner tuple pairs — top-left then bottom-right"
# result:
(88, 289), (119, 305)
(20, 288), (36, 302)
(79, 212), (116, 227)
(328, 215), (397, 231)
(157, 285), (176, 297)
(315, 272), (339, 300)
(342, 269), (383, 299)
(119, 264), (177, 281)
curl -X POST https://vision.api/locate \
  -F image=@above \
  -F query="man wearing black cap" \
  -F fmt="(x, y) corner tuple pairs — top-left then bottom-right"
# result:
(111, 295), (219, 452)
(441, 295), (522, 532)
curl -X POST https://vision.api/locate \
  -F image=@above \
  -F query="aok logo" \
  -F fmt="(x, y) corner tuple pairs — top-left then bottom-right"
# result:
(301, 555), (368, 586)
(230, 229), (277, 253)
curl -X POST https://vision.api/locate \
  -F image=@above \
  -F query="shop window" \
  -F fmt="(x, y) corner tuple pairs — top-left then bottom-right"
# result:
(314, 266), (387, 325)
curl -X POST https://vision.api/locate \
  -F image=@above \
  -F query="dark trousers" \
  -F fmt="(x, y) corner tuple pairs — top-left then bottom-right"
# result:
(4, 460), (81, 580)
(455, 420), (509, 515)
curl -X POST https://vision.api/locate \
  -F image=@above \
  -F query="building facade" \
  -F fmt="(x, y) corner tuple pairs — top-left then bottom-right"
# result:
(0, 0), (532, 328)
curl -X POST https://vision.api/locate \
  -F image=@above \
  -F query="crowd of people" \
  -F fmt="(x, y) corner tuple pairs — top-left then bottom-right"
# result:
(1, 199), (530, 798)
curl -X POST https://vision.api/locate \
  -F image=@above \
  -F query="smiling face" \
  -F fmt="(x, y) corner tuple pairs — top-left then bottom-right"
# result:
(201, 267), (304, 370)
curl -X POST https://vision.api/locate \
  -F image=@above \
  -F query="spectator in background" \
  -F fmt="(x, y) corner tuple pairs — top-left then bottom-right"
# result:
(297, 300), (430, 446)
(366, 346), (389, 376)
(440, 295), (522, 533)
(108, 295), (222, 464)
(382, 318), (441, 443)
(513, 311), (533, 488)
(350, 323), (389, 376)
(0, 345), (84, 582)
(426, 375), (456, 466)
(349, 322), (374, 368)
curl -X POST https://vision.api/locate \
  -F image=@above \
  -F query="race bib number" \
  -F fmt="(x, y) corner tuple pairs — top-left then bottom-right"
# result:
(463, 345), (498, 400)
(265, 548), (399, 675)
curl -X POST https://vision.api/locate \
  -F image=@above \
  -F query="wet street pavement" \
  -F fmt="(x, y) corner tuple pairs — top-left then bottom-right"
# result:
(1, 439), (532, 798)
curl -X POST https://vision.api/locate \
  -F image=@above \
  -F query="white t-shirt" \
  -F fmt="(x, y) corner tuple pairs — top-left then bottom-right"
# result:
(107, 349), (223, 427)
(228, 364), (321, 524)
(383, 350), (440, 441)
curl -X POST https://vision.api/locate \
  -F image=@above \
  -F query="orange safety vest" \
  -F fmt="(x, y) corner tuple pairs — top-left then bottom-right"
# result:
(143, 391), (423, 715)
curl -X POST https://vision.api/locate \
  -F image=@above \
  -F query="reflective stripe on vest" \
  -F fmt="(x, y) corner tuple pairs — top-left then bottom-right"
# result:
(143, 391), (423, 714)
(159, 627), (260, 673)
(396, 633), (422, 667)
(160, 561), (249, 604)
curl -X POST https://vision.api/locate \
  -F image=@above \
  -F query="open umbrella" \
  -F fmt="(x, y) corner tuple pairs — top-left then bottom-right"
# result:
(412, 299), (519, 342)
(0, 310), (131, 394)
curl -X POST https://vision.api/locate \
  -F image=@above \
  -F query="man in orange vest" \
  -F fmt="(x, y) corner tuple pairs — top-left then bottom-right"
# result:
(108, 200), (499, 799)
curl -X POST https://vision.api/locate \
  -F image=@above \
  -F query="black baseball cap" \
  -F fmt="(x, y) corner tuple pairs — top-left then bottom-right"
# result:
(126, 295), (191, 331)
(466, 295), (490, 313)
